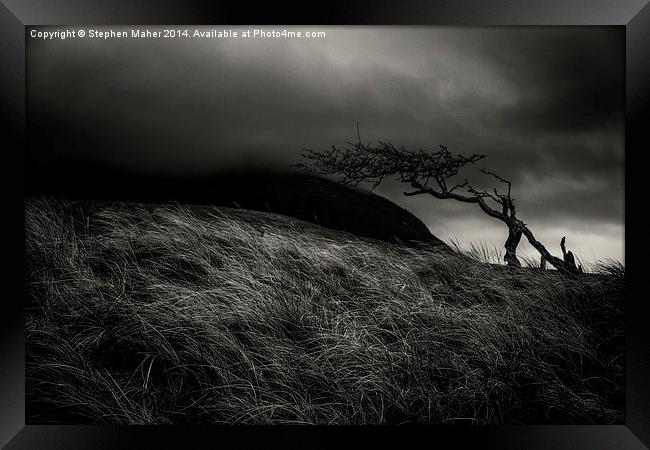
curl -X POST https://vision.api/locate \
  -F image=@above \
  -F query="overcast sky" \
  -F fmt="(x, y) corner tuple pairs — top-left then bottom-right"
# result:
(28, 26), (625, 265)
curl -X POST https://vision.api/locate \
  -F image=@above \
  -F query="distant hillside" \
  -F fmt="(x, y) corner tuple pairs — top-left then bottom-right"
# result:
(25, 197), (624, 425)
(28, 161), (448, 249)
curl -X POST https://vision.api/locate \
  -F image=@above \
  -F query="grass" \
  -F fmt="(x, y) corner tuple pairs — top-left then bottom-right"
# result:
(25, 197), (625, 424)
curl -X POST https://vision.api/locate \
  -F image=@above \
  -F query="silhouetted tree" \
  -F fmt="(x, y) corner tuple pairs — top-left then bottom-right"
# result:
(297, 135), (582, 274)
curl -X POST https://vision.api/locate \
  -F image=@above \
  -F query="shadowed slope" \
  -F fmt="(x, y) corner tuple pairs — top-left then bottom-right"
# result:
(29, 161), (447, 249)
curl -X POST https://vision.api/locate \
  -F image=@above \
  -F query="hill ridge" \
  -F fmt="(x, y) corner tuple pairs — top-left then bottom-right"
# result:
(29, 162), (448, 249)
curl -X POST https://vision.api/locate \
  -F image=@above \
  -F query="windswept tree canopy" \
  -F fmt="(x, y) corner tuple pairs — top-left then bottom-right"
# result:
(298, 140), (484, 193)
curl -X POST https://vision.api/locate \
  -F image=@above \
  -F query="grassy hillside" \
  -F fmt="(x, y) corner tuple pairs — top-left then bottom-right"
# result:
(25, 197), (624, 424)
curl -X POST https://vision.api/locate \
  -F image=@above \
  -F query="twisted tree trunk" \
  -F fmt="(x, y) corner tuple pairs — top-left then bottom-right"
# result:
(504, 224), (523, 268)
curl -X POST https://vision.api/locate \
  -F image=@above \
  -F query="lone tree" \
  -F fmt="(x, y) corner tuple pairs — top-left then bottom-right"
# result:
(297, 134), (582, 274)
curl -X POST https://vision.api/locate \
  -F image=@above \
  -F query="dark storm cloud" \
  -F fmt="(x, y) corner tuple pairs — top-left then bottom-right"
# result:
(473, 28), (625, 135)
(27, 26), (624, 262)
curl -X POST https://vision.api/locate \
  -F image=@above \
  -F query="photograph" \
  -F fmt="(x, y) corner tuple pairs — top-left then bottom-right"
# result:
(24, 25), (626, 425)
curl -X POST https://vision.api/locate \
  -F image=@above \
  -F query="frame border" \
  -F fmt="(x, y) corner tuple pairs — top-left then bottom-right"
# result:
(2, 1), (648, 448)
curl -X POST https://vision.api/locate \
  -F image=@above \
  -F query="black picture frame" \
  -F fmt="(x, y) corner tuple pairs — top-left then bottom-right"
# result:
(2, 1), (648, 448)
